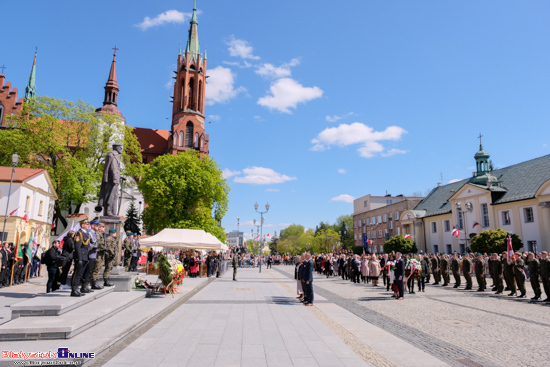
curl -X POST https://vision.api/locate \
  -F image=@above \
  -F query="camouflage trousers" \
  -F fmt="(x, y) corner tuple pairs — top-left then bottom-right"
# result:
(91, 252), (114, 280)
(453, 271), (461, 287)
(464, 272), (473, 288)
(124, 252), (132, 271)
(233, 267), (237, 280)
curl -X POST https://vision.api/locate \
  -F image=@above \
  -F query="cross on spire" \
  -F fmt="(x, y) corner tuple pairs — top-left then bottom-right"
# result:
(0, 65), (6, 74)
(478, 133), (483, 148)
(112, 45), (119, 56)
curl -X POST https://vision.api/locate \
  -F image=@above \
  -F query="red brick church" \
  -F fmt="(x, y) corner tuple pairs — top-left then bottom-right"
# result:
(95, 1), (210, 163)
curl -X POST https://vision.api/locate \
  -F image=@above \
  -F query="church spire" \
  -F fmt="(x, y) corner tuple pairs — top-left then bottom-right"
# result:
(186, 0), (200, 58)
(95, 46), (123, 118)
(24, 50), (37, 100)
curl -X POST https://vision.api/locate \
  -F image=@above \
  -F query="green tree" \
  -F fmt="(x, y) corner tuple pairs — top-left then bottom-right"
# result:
(3, 96), (142, 228)
(124, 201), (142, 236)
(313, 228), (340, 253)
(470, 229), (523, 254)
(334, 214), (353, 249)
(138, 151), (229, 242)
(384, 235), (417, 254)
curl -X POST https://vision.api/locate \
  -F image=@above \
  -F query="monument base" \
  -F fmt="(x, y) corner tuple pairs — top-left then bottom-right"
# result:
(109, 266), (138, 292)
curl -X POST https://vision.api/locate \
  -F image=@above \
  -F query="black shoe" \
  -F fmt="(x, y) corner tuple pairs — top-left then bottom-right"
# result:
(233, 279), (237, 281)
(518, 294), (526, 298)
(504, 287), (510, 291)
(464, 287), (472, 290)
(104, 280), (114, 287)
(531, 296), (540, 301)
(91, 281), (104, 290)
(453, 285), (458, 288)
(491, 287), (497, 291)
(543, 298), (550, 302)
(477, 289), (484, 292)
(80, 287), (91, 294)
(495, 291), (502, 295)
(508, 292), (516, 296)
(71, 289), (82, 297)
(442, 284), (448, 287)
(411, 291), (415, 294)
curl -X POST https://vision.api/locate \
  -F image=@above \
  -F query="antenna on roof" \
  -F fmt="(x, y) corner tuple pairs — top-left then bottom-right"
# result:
(440, 172), (443, 183)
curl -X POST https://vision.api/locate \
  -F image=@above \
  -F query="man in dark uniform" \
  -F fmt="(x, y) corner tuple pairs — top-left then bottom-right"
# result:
(502, 252), (517, 296)
(513, 252), (527, 298)
(303, 253), (314, 306)
(451, 254), (461, 288)
(474, 253), (486, 291)
(72, 219), (91, 297)
(124, 232), (133, 271)
(0, 243), (7, 288)
(488, 253), (496, 291)
(430, 254), (440, 285)
(440, 255), (450, 286)
(462, 253), (473, 289)
(493, 253), (504, 294)
(395, 252), (405, 300)
(540, 251), (550, 302)
(103, 229), (117, 286)
(526, 252), (541, 301)
(232, 254), (238, 281)
(83, 219), (100, 291)
(90, 222), (106, 290)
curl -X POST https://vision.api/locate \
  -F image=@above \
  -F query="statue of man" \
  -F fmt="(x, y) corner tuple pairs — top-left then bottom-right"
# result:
(98, 143), (123, 217)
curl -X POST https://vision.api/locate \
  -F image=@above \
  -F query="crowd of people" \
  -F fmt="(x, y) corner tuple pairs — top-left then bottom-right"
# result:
(289, 250), (550, 303)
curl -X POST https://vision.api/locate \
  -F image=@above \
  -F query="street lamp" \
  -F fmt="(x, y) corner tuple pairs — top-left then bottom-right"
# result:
(254, 202), (269, 273)
(237, 217), (240, 248)
(2, 153), (19, 243)
(455, 202), (472, 253)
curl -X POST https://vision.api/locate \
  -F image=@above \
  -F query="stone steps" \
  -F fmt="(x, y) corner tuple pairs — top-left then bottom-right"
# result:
(10, 287), (115, 319)
(0, 289), (146, 341)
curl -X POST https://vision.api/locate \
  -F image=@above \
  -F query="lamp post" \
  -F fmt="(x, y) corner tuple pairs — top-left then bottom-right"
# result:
(254, 202), (269, 273)
(2, 153), (19, 243)
(237, 217), (240, 249)
(455, 202), (472, 254)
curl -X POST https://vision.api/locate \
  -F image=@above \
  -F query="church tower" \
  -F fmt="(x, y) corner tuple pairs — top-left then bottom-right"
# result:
(170, 0), (209, 156)
(95, 46), (125, 122)
(24, 51), (37, 100)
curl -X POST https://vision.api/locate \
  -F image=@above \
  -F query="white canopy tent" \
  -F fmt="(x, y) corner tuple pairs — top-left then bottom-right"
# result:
(139, 228), (226, 251)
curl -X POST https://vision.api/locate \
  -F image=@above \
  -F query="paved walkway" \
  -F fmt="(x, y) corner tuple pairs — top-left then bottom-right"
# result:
(104, 267), (446, 367)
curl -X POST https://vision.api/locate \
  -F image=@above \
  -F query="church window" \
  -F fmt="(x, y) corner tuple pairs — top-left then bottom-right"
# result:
(198, 81), (203, 113)
(185, 122), (193, 147)
(0, 102), (4, 124)
(179, 131), (184, 147)
(201, 137), (204, 149)
(188, 79), (195, 110)
(194, 133), (199, 148)
(174, 132), (178, 147)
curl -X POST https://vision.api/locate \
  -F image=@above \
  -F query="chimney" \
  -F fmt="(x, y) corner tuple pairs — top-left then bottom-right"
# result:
(472, 172), (477, 177)
(437, 182), (441, 187)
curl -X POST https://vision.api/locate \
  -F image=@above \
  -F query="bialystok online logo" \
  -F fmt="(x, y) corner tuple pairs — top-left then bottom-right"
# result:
(1, 348), (95, 360)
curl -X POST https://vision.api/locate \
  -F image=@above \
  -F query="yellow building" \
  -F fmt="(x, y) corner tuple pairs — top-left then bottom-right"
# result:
(402, 143), (550, 254)
(0, 167), (58, 249)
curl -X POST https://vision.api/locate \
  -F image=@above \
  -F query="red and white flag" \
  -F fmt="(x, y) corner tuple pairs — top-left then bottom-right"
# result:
(266, 233), (270, 237)
(507, 236), (514, 258)
(254, 235), (260, 240)
(22, 211), (29, 223)
(404, 234), (411, 240)
(472, 221), (480, 228)
(51, 221), (56, 229)
(452, 227), (460, 238)
(8, 206), (20, 217)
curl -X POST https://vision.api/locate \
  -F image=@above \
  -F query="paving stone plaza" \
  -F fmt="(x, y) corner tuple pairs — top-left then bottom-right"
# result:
(1, 265), (549, 367)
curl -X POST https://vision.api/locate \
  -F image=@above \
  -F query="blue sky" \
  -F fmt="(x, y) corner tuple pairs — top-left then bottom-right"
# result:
(3, 0), (550, 236)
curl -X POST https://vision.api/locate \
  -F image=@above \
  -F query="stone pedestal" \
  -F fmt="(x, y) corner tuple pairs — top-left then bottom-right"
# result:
(99, 216), (135, 292)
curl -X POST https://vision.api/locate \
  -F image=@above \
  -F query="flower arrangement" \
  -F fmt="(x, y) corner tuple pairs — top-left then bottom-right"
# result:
(134, 276), (152, 289)
(157, 254), (185, 295)
(405, 258), (423, 279)
(384, 260), (396, 273)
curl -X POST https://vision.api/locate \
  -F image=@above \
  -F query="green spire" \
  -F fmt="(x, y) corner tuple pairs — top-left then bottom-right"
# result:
(178, 42), (182, 56)
(186, 0), (200, 58)
(204, 47), (207, 60)
(24, 50), (37, 100)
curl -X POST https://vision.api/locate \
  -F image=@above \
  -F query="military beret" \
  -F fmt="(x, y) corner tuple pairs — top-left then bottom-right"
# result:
(476, 253), (482, 256)
(126, 231), (132, 235)
(463, 253), (468, 256)
(109, 228), (117, 233)
(128, 232), (133, 236)
(80, 219), (89, 224)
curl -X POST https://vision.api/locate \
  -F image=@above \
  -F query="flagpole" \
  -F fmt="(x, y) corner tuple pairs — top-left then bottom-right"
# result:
(2, 154), (18, 243)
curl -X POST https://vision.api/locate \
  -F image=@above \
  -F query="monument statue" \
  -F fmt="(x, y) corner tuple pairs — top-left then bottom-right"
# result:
(97, 143), (123, 217)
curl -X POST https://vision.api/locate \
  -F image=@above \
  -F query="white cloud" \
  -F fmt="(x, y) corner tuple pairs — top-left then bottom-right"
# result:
(164, 80), (174, 89)
(311, 122), (407, 158)
(256, 58), (300, 79)
(258, 78), (323, 114)
(233, 167), (296, 185)
(337, 168), (347, 174)
(136, 10), (190, 31)
(381, 148), (408, 157)
(326, 112), (355, 123)
(448, 179), (462, 184)
(226, 37), (260, 60)
(253, 115), (264, 121)
(222, 168), (241, 179)
(206, 66), (246, 105)
(208, 115), (221, 121)
(266, 188), (280, 192)
(330, 194), (355, 203)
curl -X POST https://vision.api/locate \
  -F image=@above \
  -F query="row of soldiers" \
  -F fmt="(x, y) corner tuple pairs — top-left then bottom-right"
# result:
(0, 242), (31, 287)
(122, 232), (141, 272)
(428, 251), (550, 301)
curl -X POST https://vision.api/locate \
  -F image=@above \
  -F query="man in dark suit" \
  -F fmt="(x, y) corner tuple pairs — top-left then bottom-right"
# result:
(72, 219), (91, 297)
(303, 253), (314, 306)
(394, 252), (405, 300)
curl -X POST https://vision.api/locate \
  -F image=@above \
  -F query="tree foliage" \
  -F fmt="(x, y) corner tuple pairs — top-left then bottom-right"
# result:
(138, 151), (229, 242)
(470, 229), (523, 254)
(124, 201), (142, 236)
(2, 96), (142, 228)
(384, 235), (417, 254)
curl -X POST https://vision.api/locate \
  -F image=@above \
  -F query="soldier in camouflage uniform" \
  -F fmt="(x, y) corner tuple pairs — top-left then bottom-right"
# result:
(440, 255), (450, 286)
(90, 222), (106, 290)
(103, 229), (117, 286)
(526, 252), (541, 300)
(513, 252), (527, 298)
(451, 254), (461, 288)
(124, 232), (134, 271)
(430, 254), (441, 285)
(539, 251), (550, 302)
(488, 253), (497, 291)
(232, 254), (238, 281)
(462, 253), (473, 289)
(493, 253), (504, 294)
(474, 253), (486, 291)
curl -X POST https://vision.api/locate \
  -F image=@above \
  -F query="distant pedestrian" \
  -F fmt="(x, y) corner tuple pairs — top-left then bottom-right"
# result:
(394, 252), (404, 300)
(303, 253), (314, 306)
